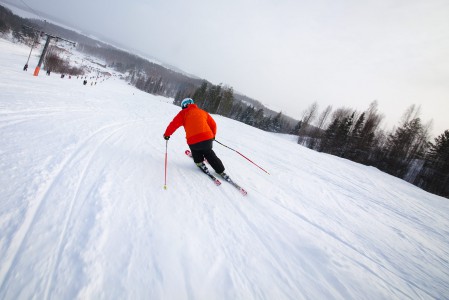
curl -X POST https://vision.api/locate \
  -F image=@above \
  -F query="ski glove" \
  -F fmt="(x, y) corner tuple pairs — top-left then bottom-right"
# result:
(163, 135), (170, 140)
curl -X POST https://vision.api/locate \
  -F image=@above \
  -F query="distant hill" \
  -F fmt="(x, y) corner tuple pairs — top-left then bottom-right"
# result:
(1, 3), (299, 128)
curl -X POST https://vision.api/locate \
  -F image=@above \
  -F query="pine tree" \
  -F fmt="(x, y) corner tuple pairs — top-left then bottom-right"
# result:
(417, 130), (449, 197)
(352, 112), (365, 138)
(230, 103), (244, 120)
(291, 121), (302, 135)
(346, 112), (365, 160)
(193, 81), (208, 108)
(205, 84), (222, 113)
(217, 86), (234, 116)
(321, 117), (340, 153)
(240, 106), (256, 126)
(269, 112), (283, 133)
(253, 109), (265, 128)
(428, 130), (449, 163)
(259, 116), (272, 131)
(356, 101), (383, 165)
(336, 113), (354, 157)
(385, 118), (425, 177)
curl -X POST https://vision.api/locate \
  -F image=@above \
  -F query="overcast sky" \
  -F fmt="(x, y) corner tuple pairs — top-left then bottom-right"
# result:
(5, 0), (449, 136)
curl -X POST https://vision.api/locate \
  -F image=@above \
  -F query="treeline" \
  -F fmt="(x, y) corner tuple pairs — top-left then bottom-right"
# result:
(0, 5), (37, 44)
(174, 81), (294, 134)
(296, 101), (449, 198)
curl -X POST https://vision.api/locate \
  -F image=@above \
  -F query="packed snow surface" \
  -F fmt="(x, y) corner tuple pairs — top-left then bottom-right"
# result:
(1, 39), (449, 299)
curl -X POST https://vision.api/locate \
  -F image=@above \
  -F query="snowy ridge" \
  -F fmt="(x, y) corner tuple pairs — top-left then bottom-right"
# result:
(1, 39), (449, 299)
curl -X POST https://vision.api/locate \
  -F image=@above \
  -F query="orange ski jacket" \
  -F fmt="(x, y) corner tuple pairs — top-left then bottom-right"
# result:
(164, 104), (217, 145)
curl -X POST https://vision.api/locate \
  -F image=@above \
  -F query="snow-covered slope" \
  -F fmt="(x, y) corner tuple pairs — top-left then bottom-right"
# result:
(1, 39), (448, 300)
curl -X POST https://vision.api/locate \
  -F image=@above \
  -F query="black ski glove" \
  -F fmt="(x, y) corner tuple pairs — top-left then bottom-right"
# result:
(163, 135), (170, 140)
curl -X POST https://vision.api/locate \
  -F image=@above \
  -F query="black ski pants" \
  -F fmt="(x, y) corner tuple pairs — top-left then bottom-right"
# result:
(189, 139), (225, 174)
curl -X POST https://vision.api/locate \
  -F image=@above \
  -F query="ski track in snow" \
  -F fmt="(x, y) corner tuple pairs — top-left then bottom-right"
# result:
(1, 39), (449, 299)
(1, 120), (131, 292)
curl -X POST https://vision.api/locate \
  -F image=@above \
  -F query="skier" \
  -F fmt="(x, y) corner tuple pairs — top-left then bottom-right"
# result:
(163, 98), (230, 180)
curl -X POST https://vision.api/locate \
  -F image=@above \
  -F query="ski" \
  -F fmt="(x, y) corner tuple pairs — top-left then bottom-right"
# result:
(220, 175), (248, 196)
(203, 170), (222, 186)
(185, 150), (221, 186)
(185, 150), (247, 195)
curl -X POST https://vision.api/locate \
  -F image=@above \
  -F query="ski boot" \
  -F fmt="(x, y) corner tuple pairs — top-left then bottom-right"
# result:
(196, 162), (209, 172)
(219, 172), (231, 182)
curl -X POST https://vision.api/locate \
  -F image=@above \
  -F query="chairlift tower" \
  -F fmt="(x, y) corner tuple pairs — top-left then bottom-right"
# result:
(23, 25), (76, 76)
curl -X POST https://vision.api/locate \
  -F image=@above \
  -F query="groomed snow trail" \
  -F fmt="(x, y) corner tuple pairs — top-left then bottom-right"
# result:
(1, 39), (449, 299)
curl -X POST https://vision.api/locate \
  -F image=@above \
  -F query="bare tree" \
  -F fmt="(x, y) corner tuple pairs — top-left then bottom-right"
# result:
(297, 102), (318, 145)
(316, 105), (333, 130)
(400, 104), (421, 126)
(301, 101), (319, 125)
(306, 105), (332, 150)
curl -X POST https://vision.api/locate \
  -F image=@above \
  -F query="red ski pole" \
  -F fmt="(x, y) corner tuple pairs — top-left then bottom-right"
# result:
(164, 140), (168, 189)
(215, 139), (270, 175)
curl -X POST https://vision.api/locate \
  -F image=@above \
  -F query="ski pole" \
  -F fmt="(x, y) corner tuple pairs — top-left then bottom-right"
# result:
(214, 139), (270, 175)
(164, 140), (168, 189)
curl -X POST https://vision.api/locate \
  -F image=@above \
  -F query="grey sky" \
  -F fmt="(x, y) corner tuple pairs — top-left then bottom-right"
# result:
(6, 0), (449, 136)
